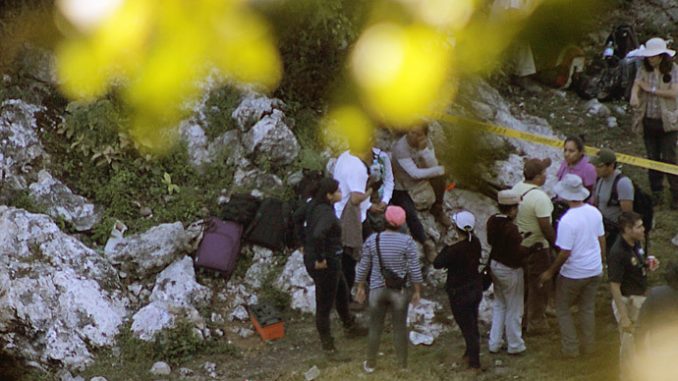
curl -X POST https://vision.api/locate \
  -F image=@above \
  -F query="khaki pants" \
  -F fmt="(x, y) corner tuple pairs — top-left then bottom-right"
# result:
(612, 295), (646, 381)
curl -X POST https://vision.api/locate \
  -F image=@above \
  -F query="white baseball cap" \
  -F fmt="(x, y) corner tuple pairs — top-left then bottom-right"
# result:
(452, 210), (476, 231)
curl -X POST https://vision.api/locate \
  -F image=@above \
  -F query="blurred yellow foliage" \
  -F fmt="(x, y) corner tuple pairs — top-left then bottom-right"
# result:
(322, 105), (374, 154)
(351, 23), (454, 128)
(55, 0), (281, 152)
(51, 0), (548, 154)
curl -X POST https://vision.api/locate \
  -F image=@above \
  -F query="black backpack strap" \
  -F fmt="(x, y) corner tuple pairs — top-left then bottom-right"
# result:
(521, 187), (537, 200)
(607, 173), (625, 207)
(375, 233), (386, 278)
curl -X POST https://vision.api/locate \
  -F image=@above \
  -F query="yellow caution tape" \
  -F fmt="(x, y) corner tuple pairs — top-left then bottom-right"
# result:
(441, 115), (678, 176)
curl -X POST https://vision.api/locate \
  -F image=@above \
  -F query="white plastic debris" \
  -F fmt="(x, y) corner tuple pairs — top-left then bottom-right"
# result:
(406, 298), (445, 343)
(304, 365), (320, 381)
(409, 331), (434, 346)
(103, 220), (127, 256)
(230, 305), (250, 321)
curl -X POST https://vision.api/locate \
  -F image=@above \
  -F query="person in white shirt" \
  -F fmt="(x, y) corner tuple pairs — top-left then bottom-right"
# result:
(333, 147), (373, 304)
(539, 174), (605, 358)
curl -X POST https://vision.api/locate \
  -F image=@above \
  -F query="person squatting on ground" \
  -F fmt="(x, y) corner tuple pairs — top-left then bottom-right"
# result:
(539, 174), (605, 358)
(355, 206), (423, 373)
(333, 146), (374, 303)
(629, 37), (678, 209)
(487, 190), (530, 355)
(391, 124), (451, 262)
(607, 211), (659, 381)
(510, 157), (555, 334)
(302, 177), (366, 354)
(434, 211), (483, 372)
(556, 135), (597, 202)
(592, 148), (634, 255)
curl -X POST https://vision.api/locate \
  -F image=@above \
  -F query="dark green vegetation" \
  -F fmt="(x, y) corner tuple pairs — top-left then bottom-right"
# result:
(36, 94), (234, 245)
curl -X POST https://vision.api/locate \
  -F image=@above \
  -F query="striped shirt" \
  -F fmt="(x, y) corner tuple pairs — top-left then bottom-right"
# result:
(356, 231), (423, 290)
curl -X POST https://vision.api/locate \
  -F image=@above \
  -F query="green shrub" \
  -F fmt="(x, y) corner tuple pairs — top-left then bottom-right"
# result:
(202, 85), (241, 141)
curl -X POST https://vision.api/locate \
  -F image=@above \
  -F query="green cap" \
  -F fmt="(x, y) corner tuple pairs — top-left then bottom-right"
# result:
(591, 148), (617, 166)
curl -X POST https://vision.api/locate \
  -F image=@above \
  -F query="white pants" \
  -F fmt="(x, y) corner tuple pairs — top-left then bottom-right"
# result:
(489, 260), (526, 353)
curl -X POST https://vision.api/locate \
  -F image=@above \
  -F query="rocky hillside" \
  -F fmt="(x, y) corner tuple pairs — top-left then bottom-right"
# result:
(1, 1), (677, 380)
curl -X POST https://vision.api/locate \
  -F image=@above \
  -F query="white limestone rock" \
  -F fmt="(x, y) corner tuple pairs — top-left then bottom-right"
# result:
(0, 99), (46, 190)
(130, 302), (176, 341)
(29, 170), (102, 231)
(244, 246), (275, 290)
(231, 93), (285, 132)
(150, 256), (211, 309)
(242, 109), (300, 166)
(275, 250), (316, 314)
(105, 222), (195, 278)
(179, 120), (211, 167)
(232, 166), (284, 195)
(150, 361), (172, 376)
(0, 207), (126, 370)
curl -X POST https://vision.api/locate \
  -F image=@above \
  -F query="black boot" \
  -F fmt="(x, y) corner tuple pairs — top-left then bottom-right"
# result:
(321, 336), (336, 352)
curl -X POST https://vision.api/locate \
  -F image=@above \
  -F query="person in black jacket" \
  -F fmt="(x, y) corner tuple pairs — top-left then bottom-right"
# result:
(434, 210), (483, 372)
(303, 177), (366, 354)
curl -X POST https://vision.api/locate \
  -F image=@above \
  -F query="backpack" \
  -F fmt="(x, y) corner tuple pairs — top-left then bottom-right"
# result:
(606, 174), (654, 233)
(604, 24), (639, 62)
(221, 193), (261, 226)
(245, 197), (295, 251)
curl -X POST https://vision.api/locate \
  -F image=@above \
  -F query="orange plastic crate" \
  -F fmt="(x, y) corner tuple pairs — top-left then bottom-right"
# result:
(248, 304), (285, 341)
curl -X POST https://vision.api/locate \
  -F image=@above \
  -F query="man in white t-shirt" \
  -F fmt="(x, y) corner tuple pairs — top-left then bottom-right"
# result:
(539, 174), (605, 358)
(333, 148), (373, 303)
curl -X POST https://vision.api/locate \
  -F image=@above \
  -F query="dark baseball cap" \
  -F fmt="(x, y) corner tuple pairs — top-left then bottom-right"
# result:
(591, 148), (617, 166)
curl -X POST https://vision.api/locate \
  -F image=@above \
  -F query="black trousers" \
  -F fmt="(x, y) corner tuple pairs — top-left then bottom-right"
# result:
(643, 118), (678, 199)
(390, 176), (447, 244)
(448, 281), (483, 368)
(305, 255), (352, 344)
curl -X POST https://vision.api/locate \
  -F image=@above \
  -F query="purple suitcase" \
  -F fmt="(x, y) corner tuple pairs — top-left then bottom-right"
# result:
(194, 218), (243, 281)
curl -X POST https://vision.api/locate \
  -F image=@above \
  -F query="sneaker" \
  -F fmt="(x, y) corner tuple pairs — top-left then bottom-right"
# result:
(363, 360), (376, 374)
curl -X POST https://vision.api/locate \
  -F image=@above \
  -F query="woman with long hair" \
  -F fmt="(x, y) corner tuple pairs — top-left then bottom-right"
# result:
(303, 177), (366, 355)
(630, 37), (678, 209)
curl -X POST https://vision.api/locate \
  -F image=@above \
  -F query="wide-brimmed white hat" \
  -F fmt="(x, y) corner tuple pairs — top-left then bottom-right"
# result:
(554, 174), (590, 202)
(635, 37), (675, 57)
